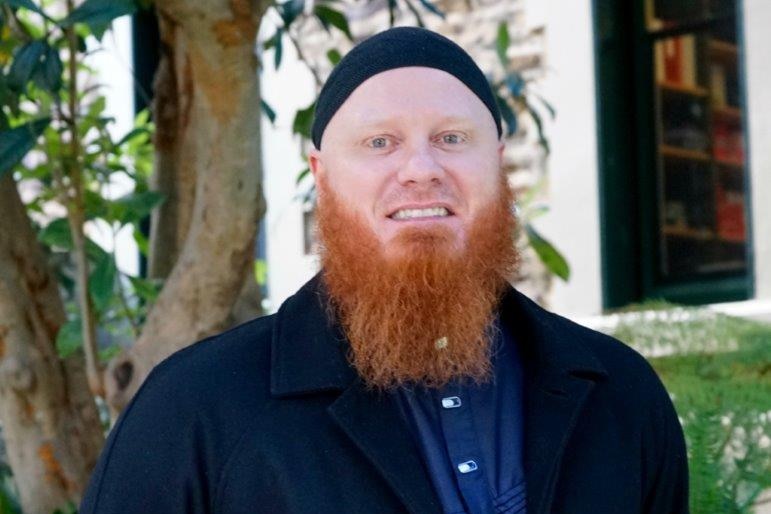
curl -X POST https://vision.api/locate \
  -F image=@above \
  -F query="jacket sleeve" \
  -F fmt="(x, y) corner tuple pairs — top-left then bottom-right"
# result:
(79, 358), (211, 514)
(641, 373), (690, 514)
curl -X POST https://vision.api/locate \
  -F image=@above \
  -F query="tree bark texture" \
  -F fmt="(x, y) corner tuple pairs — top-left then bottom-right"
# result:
(0, 175), (104, 514)
(147, 8), (197, 281)
(105, 0), (269, 413)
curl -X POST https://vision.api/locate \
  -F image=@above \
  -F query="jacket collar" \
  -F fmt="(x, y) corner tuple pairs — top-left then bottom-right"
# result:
(270, 274), (357, 397)
(270, 273), (609, 514)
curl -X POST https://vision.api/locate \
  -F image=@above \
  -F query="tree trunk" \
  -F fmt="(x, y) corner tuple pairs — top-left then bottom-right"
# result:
(228, 266), (264, 326)
(105, 0), (269, 413)
(147, 7), (197, 281)
(0, 175), (104, 514)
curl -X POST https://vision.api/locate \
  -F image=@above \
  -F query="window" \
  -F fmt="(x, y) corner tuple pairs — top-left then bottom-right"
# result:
(595, 0), (751, 308)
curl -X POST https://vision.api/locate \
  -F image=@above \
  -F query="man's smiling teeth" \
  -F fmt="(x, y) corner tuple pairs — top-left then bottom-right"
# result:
(392, 207), (450, 220)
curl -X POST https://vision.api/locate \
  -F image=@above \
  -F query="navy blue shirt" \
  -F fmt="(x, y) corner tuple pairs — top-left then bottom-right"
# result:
(392, 318), (527, 514)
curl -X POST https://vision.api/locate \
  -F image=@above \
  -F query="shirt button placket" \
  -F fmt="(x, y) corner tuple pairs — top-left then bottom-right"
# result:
(437, 390), (492, 513)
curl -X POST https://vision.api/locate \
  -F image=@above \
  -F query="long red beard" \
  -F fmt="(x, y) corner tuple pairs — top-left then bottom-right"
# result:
(316, 172), (519, 391)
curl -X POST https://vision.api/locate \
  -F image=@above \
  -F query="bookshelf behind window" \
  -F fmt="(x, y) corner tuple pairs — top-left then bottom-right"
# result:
(647, 0), (747, 279)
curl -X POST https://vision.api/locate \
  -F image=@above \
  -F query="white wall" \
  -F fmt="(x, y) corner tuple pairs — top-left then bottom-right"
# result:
(743, 0), (771, 301)
(535, 0), (604, 316)
(259, 16), (320, 312)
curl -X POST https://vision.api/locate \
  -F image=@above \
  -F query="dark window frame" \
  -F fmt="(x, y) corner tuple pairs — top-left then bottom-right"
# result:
(592, 0), (754, 309)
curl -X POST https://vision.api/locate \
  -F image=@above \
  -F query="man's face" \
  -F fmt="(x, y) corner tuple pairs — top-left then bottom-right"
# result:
(309, 66), (504, 257)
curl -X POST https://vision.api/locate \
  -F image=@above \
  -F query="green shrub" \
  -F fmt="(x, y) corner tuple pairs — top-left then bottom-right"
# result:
(611, 306), (771, 513)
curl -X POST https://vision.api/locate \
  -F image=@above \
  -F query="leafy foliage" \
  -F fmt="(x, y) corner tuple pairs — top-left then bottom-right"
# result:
(0, 0), (159, 367)
(611, 308), (771, 513)
(0, 116), (48, 178)
(0, 461), (21, 514)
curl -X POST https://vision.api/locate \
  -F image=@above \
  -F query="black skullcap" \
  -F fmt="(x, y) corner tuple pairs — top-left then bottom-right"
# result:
(311, 26), (502, 150)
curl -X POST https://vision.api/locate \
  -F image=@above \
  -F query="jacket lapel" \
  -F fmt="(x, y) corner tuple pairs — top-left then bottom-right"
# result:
(522, 370), (598, 514)
(327, 381), (443, 514)
(501, 288), (608, 514)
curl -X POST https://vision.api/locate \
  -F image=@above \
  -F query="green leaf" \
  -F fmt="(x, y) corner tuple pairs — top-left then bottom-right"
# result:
(326, 48), (341, 65)
(109, 190), (165, 225)
(39, 43), (63, 93)
(273, 28), (283, 69)
(262, 30), (278, 50)
(55, 318), (82, 358)
(83, 189), (108, 220)
(292, 101), (315, 139)
(314, 4), (352, 41)
(496, 22), (510, 65)
(0, 472), (21, 514)
(494, 93), (517, 137)
(115, 126), (150, 147)
(89, 254), (116, 313)
(1, 0), (54, 21)
(254, 259), (267, 286)
(38, 218), (71, 248)
(504, 71), (524, 99)
(277, 0), (304, 27)
(61, 0), (137, 33)
(38, 218), (109, 262)
(0, 117), (50, 180)
(525, 224), (570, 281)
(7, 40), (46, 92)
(525, 100), (549, 155)
(417, 0), (445, 18)
(523, 204), (549, 220)
(295, 166), (310, 185)
(133, 225), (149, 256)
(98, 344), (121, 362)
(533, 91), (557, 120)
(128, 275), (161, 302)
(86, 95), (106, 120)
(260, 99), (276, 125)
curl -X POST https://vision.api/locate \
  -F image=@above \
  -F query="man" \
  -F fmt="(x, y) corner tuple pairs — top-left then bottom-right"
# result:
(80, 27), (689, 514)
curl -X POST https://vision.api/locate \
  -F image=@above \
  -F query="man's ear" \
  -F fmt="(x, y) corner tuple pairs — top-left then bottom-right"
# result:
(497, 139), (505, 163)
(308, 147), (324, 182)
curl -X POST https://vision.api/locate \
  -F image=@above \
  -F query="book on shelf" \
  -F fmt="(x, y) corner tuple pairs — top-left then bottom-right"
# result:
(657, 35), (697, 87)
(716, 184), (746, 242)
(713, 119), (744, 163)
(710, 63), (727, 107)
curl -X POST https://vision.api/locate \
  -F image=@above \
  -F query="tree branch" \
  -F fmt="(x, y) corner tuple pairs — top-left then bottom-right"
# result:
(60, 0), (103, 398)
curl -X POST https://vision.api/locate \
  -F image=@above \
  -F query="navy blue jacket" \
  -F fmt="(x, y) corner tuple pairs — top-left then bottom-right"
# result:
(80, 274), (689, 514)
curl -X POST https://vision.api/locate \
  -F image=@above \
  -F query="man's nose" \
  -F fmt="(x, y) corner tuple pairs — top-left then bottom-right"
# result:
(395, 143), (445, 186)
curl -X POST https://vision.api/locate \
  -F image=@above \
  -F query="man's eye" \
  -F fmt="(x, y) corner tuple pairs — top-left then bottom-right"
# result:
(369, 136), (389, 149)
(441, 133), (464, 144)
